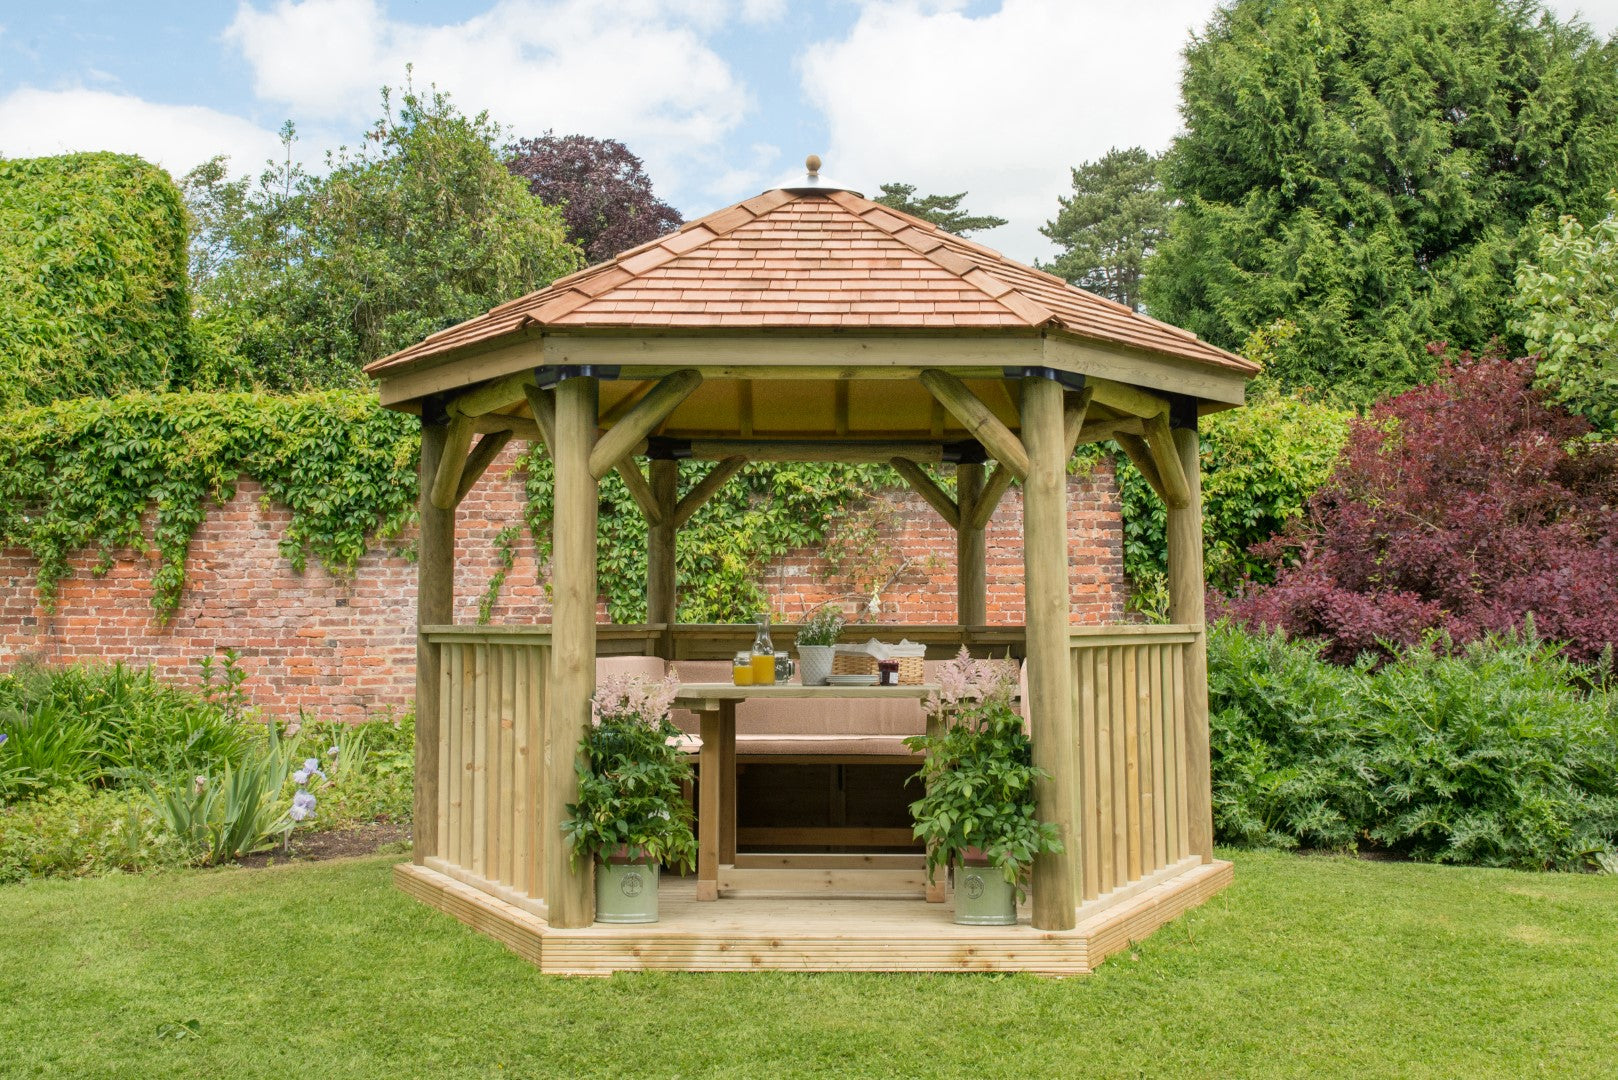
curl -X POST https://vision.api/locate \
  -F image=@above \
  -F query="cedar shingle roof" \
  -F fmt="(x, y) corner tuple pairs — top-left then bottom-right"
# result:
(365, 187), (1255, 378)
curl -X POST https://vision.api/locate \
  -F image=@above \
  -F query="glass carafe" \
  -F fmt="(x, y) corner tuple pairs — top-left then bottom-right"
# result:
(750, 613), (776, 686)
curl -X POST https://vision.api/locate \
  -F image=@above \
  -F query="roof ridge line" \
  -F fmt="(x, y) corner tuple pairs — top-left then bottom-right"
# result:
(829, 190), (1064, 329)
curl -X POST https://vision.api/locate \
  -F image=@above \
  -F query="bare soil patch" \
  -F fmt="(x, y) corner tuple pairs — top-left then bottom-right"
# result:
(236, 822), (409, 869)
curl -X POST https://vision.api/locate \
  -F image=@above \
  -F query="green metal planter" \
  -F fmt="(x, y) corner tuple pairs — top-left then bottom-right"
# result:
(595, 861), (660, 924)
(953, 863), (1017, 925)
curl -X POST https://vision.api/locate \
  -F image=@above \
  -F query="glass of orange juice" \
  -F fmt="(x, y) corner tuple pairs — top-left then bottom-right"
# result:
(750, 651), (776, 686)
(731, 652), (754, 686)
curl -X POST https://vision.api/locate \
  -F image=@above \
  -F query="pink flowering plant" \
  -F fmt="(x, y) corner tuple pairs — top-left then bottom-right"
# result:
(905, 648), (1062, 898)
(561, 674), (697, 870)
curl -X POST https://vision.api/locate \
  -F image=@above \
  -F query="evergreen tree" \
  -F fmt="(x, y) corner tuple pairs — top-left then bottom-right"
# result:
(1145, 0), (1618, 403)
(873, 183), (1006, 236)
(1041, 147), (1169, 310)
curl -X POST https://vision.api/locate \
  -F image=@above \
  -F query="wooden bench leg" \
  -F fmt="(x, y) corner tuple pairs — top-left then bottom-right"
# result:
(697, 709), (720, 901)
(719, 701), (737, 865)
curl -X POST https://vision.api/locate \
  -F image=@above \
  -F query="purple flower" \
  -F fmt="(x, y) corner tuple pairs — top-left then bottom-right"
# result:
(327, 745), (340, 758)
(293, 790), (316, 811)
(289, 804), (311, 822)
(0, 732), (7, 747)
(303, 758), (320, 774)
(293, 769), (309, 785)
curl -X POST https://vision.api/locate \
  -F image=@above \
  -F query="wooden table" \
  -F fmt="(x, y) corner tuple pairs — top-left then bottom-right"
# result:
(674, 682), (938, 901)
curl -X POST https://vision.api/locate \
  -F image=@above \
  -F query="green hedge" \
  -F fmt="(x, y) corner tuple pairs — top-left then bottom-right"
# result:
(0, 154), (192, 408)
(1208, 621), (1618, 870)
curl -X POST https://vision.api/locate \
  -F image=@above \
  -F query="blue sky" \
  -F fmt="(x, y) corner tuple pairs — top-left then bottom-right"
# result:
(2, 0), (1615, 263)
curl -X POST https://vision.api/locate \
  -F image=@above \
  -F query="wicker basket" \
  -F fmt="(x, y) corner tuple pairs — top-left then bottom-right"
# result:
(831, 652), (925, 685)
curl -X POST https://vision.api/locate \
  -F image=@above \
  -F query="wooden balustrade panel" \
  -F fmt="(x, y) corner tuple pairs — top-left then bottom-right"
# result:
(1069, 630), (1198, 901)
(436, 638), (550, 901)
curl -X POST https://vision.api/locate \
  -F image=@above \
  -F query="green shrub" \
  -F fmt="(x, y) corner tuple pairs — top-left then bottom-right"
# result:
(0, 787), (188, 884)
(0, 661), (249, 798)
(1113, 389), (1351, 608)
(1208, 622), (1618, 870)
(0, 153), (191, 408)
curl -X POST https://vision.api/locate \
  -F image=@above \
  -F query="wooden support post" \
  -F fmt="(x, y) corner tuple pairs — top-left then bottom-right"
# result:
(588, 369), (702, 480)
(647, 458), (678, 656)
(672, 457), (746, 529)
(454, 430), (513, 504)
(614, 459), (664, 525)
(1062, 387), (1095, 460)
(966, 462), (1016, 531)
(415, 418), (455, 864)
(544, 375), (599, 927)
(429, 412), (476, 510)
(1074, 416), (1145, 447)
(956, 461), (986, 627)
(1021, 375), (1079, 930)
(919, 369), (1030, 480)
(1143, 412), (1191, 510)
(1166, 423), (1214, 862)
(1114, 432), (1168, 503)
(889, 458), (960, 528)
(522, 384), (557, 451)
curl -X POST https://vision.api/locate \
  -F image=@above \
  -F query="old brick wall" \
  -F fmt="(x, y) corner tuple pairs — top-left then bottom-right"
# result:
(0, 448), (1128, 721)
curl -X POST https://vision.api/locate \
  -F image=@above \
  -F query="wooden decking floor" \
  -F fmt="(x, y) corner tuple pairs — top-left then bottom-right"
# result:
(395, 859), (1233, 975)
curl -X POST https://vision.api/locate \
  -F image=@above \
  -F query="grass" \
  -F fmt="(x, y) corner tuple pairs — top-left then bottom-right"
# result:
(1, 850), (1614, 1079)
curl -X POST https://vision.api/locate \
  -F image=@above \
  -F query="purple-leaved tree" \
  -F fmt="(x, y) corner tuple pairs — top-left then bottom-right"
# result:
(506, 133), (682, 264)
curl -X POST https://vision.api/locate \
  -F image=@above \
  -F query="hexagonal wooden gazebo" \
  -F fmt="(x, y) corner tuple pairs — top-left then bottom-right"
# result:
(368, 162), (1256, 974)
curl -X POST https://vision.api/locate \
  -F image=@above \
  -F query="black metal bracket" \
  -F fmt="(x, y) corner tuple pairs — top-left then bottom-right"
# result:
(534, 364), (620, 388)
(1168, 394), (1199, 431)
(1001, 366), (1087, 392)
(419, 395), (450, 427)
(940, 439), (989, 465)
(645, 436), (693, 461)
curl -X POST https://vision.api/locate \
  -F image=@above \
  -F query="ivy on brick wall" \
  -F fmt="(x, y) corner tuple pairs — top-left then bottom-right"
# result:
(517, 447), (893, 624)
(0, 391), (420, 617)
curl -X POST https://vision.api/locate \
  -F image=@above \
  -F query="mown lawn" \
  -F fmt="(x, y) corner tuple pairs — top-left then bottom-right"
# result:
(1, 850), (1614, 1078)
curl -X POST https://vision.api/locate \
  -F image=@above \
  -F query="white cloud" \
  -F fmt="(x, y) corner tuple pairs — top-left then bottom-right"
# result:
(224, 0), (755, 206)
(801, 0), (1212, 264)
(0, 87), (286, 179)
(805, 0), (1618, 266)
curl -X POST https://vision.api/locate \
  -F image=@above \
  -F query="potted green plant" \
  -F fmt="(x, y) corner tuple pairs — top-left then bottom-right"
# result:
(905, 649), (1062, 925)
(561, 674), (697, 924)
(795, 603), (846, 686)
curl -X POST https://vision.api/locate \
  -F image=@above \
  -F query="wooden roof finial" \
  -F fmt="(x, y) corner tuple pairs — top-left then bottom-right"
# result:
(806, 154), (822, 177)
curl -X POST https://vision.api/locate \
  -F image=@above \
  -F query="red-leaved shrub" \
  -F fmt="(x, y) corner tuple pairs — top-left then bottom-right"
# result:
(1224, 347), (1618, 663)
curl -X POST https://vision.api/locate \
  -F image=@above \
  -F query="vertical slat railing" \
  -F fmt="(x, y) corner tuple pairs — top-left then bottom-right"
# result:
(1070, 625), (1201, 904)
(424, 629), (551, 914)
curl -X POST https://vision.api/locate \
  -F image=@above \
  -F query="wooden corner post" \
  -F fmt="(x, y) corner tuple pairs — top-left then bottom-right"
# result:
(1021, 375), (1079, 930)
(545, 374), (600, 927)
(647, 457), (679, 657)
(955, 460), (986, 627)
(1166, 415), (1214, 862)
(415, 416), (455, 864)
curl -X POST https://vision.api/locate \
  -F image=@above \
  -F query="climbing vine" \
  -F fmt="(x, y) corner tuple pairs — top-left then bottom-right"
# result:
(517, 446), (894, 624)
(0, 390), (419, 616)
